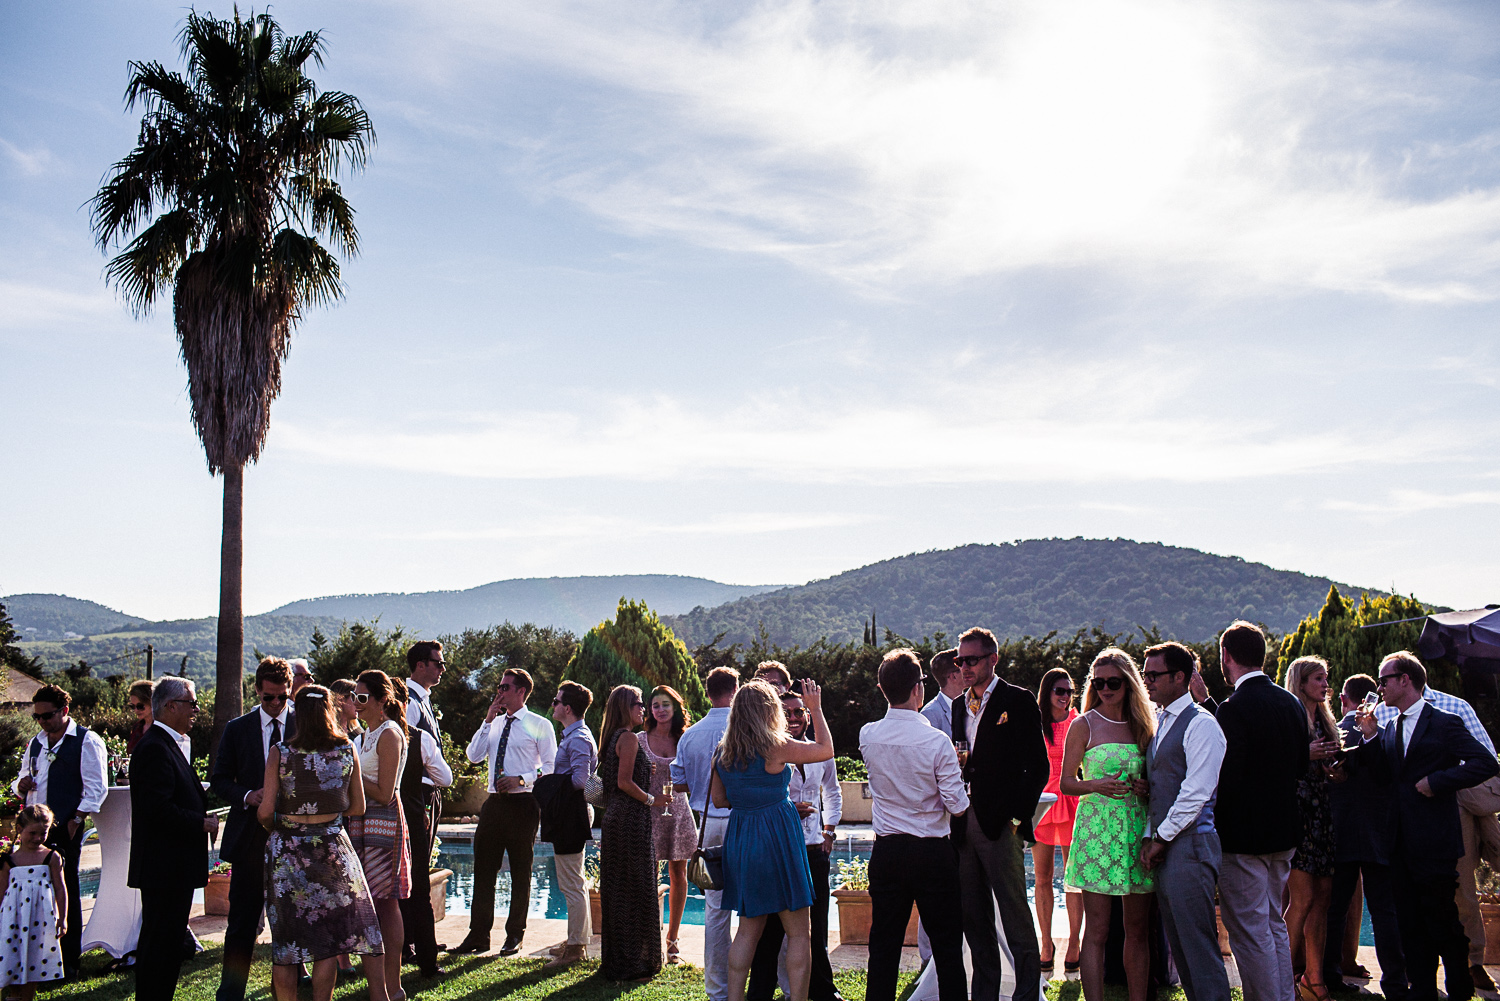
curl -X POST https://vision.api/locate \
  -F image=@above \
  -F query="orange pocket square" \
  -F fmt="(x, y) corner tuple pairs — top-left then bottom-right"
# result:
(996, 712), (1009, 725)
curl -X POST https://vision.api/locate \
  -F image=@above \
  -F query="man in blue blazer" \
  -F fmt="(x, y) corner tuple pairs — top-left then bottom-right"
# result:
(209, 658), (292, 1001)
(1352, 651), (1500, 1001)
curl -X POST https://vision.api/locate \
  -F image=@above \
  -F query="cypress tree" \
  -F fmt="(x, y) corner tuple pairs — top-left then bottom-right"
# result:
(563, 598), (709, 736)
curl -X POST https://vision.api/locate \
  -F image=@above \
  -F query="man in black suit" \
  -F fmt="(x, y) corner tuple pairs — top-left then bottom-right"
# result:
(209, 658), (292, 1001)
(1322, 673), (1407, 999)
(130, 676), (217, 1001)
(952, 626), (1049, 1001)
(1351, 651), (1500, 1001)
(401, 641), (448, 977)
(1211, 620), (1309, 1001)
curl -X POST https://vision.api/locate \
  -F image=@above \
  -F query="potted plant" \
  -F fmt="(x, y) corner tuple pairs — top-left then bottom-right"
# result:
(831, 857), (918, 945)
(429, 837), (453, 921)
(0, 796), (22, 843)
(586, 856), (603, 931)
(205, 861), (232, 915)
(1478, 860), (1500, 964)
(835, 758), (873, 824)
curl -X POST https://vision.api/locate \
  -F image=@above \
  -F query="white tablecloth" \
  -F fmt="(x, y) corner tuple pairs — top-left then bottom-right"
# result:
(80, 786), (139, 959)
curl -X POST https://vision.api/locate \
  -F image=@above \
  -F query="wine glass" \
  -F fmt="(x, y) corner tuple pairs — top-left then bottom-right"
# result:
(662, 778), (673, 817)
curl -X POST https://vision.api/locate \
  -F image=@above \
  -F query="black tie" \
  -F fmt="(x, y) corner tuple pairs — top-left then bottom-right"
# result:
(1396, 713), (1406, 762)
(494, 715), (516, 791)
(270, 717), (282, 748)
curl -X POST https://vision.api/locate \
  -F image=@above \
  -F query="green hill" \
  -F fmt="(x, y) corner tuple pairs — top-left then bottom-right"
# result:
(661, 539), (1384, 648)
(4, 594), (145, 640)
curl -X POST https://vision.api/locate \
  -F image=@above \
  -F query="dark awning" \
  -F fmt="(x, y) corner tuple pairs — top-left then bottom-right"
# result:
(1417, 606), (1500, 663)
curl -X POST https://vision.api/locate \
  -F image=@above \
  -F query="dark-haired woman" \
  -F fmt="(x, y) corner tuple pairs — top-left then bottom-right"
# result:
(259, 686), (383, 1001)
(598, 685), (667, 981)
(641, 685), (696, 964)
(349, 670), (410, 1001)
(1033, 667), (1082, 974)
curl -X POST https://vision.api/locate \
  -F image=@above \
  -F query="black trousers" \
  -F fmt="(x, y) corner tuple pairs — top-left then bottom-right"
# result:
(1392, 856), (1471, 1001)
(868, 834), (966, 1001)
(137, 885), (195, 1001)
(748, 846), (836, 1001)
(217, 838), (267, 999)
(45, 821), (83, 975)
(399, 787), (442, 970)
(469, 792), (539, 940)
(1324, 860), (1406, 999)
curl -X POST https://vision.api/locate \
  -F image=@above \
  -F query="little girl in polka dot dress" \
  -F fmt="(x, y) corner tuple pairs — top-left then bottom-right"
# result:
(0, 805), (65, 997)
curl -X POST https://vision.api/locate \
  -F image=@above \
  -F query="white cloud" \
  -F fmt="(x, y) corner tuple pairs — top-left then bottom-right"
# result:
(0, 280), (121, 331)
(345, 510), (874, 543)
(416, 0), (1500, 299)
(1324, 490), (1500, 516)
(0, 138), (57, 178)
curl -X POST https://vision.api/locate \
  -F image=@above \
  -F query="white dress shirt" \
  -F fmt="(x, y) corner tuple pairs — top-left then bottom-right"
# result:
(1393, 699), (1425, 755)
(1147, 692), (1228, 841)
(466, 708), (556, 793)
(861, 708), (969, 839)
(963, 675), (1000, 746)
(1375, 688), (1495, 756)
(154, 720), (193, 763)
(418, 729), (453, 788)
(11, 721), (109, 816)
(1233, 669), (1266, 689)
(787, 753), (843, 845)
(405, 680), (434, 727)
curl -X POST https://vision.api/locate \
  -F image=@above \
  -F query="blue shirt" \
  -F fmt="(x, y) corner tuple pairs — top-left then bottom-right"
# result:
(672, 706), (731, 819)
(555, 719), (598, 791)
(1375, 687), (1495, 756)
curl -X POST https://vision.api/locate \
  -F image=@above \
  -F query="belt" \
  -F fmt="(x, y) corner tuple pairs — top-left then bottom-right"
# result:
(874, 833), (948, 842)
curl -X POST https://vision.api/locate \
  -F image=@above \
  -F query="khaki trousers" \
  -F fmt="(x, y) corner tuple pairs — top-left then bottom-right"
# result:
(1455, 790), (1500, 965)
(554, 851), (592, 946)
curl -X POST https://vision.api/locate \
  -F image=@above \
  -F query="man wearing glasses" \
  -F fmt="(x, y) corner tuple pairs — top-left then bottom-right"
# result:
(209, 658), (293, 1001)
(950, 627), (1048, 1001)
(453, 668), (557, 957)
(12, 683), (107, 979)
(400, 641), (449, 977)
(1350, 652), (1499, 1001)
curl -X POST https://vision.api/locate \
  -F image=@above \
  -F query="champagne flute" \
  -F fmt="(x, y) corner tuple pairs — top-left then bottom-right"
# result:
(662, 777), (673, 817)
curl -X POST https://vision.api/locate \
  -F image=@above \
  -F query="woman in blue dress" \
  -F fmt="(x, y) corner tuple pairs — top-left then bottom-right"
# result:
(709, 678), (836, 1001)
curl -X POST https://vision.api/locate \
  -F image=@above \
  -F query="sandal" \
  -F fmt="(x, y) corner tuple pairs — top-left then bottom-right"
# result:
(1040, 952), (1055, 972)
(1064, 959), (1080, 973)
(1297, 975), (1331, 1001)
(666, 938), (681, 965)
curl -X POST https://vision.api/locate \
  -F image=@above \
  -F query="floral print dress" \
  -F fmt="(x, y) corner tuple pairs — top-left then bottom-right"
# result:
(1292, 717), (1336, 877)
(1063, 712), (1154, 895)
(264, 742), (384, 965)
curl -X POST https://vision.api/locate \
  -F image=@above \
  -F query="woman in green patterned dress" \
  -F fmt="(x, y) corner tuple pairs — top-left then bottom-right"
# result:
(1060, 648), (1157, 1001)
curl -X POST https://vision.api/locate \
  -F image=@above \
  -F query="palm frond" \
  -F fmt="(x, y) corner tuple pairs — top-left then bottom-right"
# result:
(102, 208), (199, 314)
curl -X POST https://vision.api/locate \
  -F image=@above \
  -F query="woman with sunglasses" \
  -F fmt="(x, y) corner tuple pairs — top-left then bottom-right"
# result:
(126, 680), (155, 754)
(1032, 667), (1083, 975)
(597, 685), (668, 982)
(348, 671), (411, 1001)
(640, 686), (695, 964)
(1060, 649), (1157, 1001)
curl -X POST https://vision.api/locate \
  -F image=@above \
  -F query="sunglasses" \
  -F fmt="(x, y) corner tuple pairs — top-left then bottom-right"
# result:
(260, 693), (288, 704)
(1090, 676), (1125, 691)
(786, 708), (810, 717)
(353, 693), (371, 704)
(31, 710), (59, 722)
(1140, 670), (1171, 682)
(171, 698), (200, 708)
(1375, 672), (1405, 688)
(128, 702), (148, 712)
(551, 698), (564, 705)
(1052, 686), (1074, 697)
(496, 683), (515, 693)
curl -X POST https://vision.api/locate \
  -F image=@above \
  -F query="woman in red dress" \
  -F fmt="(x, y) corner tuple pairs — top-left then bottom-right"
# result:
(1032, 667), (1083, 974)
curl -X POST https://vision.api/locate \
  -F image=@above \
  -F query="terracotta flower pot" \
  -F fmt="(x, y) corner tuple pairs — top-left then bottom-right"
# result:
(1482, 901), (1500, 964)
(832, 889), (918, 946)
(587, 884), (670, 938)
(204, 873), (232, 916)
(430, 869), (453, 922)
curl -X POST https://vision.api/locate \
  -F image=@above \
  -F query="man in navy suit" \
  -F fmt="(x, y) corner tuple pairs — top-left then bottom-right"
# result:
(130, 676), (216, 1001)
(1352, 651), (1499, 1001)
(210, 658), (292, 1001)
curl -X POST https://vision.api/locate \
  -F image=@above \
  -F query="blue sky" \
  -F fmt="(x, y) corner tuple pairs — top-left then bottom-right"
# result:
(4, 0), (1500, 621)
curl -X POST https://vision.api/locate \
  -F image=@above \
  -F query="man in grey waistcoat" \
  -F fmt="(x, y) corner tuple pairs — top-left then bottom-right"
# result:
(1141, 642), (1231, 1001)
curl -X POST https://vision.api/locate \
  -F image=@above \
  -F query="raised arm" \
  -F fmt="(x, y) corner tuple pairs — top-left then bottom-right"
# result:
(776, 681), (835, 766)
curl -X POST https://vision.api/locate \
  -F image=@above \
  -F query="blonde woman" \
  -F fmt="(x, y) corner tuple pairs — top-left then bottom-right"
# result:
(1282, 656), (1342, 1001)
(1061, 649), (1156, 1001)
(708, 680), (834, 1001)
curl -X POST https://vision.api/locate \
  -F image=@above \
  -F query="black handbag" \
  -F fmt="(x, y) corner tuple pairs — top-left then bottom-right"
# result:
(687, 752), (726, 892)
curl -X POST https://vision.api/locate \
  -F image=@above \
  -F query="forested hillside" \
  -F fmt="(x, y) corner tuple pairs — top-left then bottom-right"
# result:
(663, 539), (1381, 647)
(4, 594), (145, 639)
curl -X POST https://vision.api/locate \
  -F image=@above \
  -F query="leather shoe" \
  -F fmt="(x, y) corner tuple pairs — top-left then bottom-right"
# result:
(543, 944), (586, 970)
(1473, 966), (1496, 993)
(448, 937), (489, 955)
(548, 944), (567, 956)
(419, 965), (447, 978)
(499, 933), (525, 957)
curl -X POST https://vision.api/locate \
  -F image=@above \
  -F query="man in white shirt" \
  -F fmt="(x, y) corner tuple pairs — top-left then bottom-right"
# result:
(400, 641), (450, 977)
(1141, 642), (1231, 1001)
(13, 683), (107, 978)
(452, 668), (557, 957)
(672, 666), (741, 1001)
(748, 690), (844, 1001)
(861, 648), (969, 1001)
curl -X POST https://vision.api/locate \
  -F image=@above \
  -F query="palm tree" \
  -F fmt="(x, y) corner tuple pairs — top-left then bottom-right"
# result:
(90, 10), (373, 754)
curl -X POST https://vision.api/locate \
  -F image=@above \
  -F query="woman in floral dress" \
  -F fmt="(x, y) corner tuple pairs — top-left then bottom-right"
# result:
(640, 685), (697, 964)
(258, 686), (383, 1001)
(1282, 656), (1342, 1001)
(1061, 649), (1157, 1001)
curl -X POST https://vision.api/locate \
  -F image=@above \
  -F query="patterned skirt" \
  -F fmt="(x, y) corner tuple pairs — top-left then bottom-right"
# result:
(347, 798), (412, 900)
(265, 819), (385, 965)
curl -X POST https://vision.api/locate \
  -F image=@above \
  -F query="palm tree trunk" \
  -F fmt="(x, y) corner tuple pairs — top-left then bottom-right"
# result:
(211, 462), (245, 766)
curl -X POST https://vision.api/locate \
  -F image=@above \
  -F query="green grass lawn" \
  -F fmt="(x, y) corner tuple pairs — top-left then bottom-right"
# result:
(36, 944), (1284, 1001)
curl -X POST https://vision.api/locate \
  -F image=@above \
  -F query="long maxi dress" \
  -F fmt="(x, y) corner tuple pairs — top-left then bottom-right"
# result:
(599, 729), (662, 981)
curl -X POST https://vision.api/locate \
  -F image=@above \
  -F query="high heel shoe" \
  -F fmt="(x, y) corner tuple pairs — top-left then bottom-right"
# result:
(666, 938), (681, 965)
(1296, 975), (1331, 1001)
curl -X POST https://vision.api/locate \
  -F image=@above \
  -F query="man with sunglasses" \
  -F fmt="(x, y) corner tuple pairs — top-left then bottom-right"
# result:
(1349, 651), (1499, 1001)
(12, 684), (107, 979)
(453, 668), (557, 958)
(209, 658), (293, 1001)
(400, 641), (449, 977)
(950, 627), (1048, 1001)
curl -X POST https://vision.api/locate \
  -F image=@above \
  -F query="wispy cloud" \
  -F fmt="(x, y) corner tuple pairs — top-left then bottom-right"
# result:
(344, 510), (874, 543)
(1324, 490), (1500, 516)
(416, 0), (1500, 299)
(0, 138), (58, 178)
